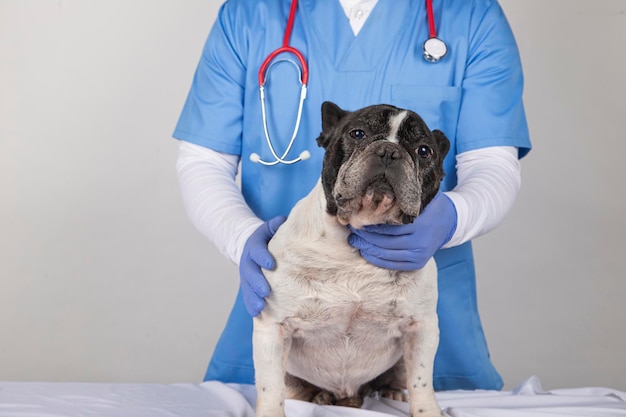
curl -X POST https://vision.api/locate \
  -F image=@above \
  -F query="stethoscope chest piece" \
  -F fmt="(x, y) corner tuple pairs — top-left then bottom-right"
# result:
(423, 37), (447, 63)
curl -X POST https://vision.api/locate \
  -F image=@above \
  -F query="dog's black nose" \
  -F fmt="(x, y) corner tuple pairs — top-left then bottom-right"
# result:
(375, 144), (402, 164)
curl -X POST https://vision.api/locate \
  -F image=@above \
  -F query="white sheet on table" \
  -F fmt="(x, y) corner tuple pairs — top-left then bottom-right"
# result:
(0, 376), (625, 417)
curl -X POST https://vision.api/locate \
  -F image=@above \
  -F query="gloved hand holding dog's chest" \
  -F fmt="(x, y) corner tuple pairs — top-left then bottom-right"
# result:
(348, 192), (457, 271)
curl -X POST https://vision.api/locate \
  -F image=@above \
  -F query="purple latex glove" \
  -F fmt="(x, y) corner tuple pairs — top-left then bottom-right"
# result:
(239, 215), (287, 316)
(348, 193), (457, 271)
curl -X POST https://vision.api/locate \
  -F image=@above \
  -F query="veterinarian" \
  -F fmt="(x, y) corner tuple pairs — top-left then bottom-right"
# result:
(174, 0), (531, 391)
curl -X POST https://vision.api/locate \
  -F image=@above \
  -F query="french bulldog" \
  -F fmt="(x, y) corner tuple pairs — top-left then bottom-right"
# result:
(253, 102), (450, 417)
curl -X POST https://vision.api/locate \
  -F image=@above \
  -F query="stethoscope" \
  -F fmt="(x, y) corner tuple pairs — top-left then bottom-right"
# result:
(250, 0), (447, 166)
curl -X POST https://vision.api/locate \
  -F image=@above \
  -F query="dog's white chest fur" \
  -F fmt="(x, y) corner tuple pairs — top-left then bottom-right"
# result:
(256, 182), (437, 398)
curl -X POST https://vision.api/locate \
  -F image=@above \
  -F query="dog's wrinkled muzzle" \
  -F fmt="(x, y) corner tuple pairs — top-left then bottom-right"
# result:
(333, 141), (421, 228)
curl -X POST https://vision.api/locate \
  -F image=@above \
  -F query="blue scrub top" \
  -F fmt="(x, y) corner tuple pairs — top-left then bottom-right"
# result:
(174, 0), (531, 391)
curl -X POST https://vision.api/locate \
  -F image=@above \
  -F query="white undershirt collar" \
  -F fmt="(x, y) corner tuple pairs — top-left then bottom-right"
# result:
(338, 0), (379, 35)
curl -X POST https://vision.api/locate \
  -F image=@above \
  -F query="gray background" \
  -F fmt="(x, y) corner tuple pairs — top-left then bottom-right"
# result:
(1, 1), (624, 390)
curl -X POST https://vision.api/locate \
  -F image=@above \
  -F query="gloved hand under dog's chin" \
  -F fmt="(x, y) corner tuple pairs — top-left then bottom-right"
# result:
(347, 192), (457, 271)
(239, 215), (287, 317)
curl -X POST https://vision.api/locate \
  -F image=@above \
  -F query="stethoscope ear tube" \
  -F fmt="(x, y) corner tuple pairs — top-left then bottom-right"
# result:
(254, 76), (309, 166)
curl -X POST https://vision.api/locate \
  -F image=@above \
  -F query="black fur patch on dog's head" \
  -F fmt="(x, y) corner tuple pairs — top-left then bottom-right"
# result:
(316, 101), (449, 225)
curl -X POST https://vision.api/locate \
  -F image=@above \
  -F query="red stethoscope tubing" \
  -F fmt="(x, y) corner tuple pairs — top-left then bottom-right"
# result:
(258, 0), (309, 87)
(258, 0), (441, 88)
(426, 0), (437, 39)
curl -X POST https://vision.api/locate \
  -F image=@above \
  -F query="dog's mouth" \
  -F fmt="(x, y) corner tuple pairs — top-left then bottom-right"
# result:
(331, 141), (424, 229)
(334, 176), (418, 229)
(362, 179), (395, 212)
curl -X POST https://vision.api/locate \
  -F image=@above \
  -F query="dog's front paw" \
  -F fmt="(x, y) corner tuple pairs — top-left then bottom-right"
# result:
(411, 410), (444, 417)
(255, 396), (286, 417)
(255, 406), (286, 417)
(409, 403), (444, 417)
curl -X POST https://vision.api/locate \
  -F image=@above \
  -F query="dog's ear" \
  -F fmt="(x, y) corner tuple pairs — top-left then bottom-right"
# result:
(316, 102), (348, 215)
(432, 129), (450, 160)
(321, 101), (347, 131)
(418, 130), (451, 214)
(317, 101), (347, 149)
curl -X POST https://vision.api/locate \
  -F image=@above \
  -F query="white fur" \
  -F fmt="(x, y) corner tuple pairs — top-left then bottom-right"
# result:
(253, 182), (442, 417)
(386, 110), (408, 144)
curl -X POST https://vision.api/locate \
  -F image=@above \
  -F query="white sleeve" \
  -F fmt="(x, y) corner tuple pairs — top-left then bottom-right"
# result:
(176, 141), (263, 265)
(443, 146), (521, 248)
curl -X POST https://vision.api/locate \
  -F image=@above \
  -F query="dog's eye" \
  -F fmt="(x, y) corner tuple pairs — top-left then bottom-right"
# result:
(349, 129), (366, 140)
(417, 145), (432, 158)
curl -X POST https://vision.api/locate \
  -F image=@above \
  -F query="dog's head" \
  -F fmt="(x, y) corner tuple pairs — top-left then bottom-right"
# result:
(316, 102), (450, 229)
